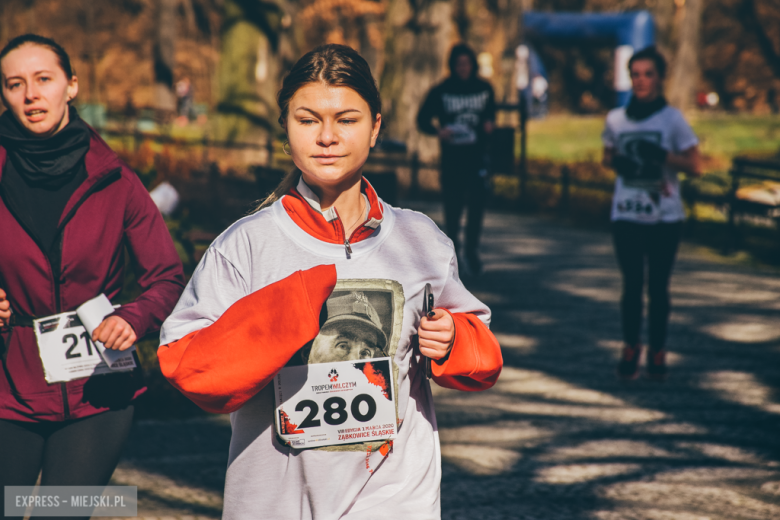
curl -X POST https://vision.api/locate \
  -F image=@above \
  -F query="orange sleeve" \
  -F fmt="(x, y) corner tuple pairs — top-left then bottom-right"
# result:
(431, 310), (503, 391)
(157, 265), (337, 414)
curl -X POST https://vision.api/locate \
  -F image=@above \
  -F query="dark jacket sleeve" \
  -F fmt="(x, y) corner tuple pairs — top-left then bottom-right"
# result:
(416, 86), (441, 136)
(111, 170), (185, 338)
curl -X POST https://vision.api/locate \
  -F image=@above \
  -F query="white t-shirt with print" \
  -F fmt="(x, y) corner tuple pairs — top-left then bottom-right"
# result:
(602, 105), (699, 224)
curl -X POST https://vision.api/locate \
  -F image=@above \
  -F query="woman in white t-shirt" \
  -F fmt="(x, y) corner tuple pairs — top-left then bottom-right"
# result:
(602, 46), (701, 380)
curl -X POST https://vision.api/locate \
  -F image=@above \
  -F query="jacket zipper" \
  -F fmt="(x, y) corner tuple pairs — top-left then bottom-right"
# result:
(333, 207), (368, 258)
(0, 167), (121, 420)
(53, 167), (121, 420)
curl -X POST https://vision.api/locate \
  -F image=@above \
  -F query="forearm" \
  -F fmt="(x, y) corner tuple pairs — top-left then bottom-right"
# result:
(602, 148), (614, 169)
(112, 278), (185, 338)
(417, 116), (438, 136)
(666, 151), (702, 177)
(430, 311), (502, 391)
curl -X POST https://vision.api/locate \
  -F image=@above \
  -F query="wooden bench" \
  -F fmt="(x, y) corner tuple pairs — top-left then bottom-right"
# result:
(726, 156), (780, 252)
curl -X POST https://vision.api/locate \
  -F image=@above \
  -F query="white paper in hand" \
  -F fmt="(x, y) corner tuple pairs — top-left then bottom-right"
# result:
(76, 294), (136, 371)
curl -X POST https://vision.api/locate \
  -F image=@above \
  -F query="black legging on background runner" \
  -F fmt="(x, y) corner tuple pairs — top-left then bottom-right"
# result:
(0, 405), (134, 519)
(440, 149), (488, 257)
(613, 221), (682, 351)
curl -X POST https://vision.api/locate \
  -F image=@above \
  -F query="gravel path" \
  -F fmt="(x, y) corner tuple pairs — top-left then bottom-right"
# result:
(111, 206), (780, 519)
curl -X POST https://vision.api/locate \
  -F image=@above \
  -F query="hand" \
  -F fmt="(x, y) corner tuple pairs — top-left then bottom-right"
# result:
(438, 127), (453, 142)
(418, 309), (455, 361)
(92, 316), (136, 351)
(0, 289), (10, 327)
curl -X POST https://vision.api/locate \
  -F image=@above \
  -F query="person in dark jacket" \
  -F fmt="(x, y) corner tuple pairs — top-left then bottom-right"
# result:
(417, 43), (496, 275)
(0, 34), (184, 508)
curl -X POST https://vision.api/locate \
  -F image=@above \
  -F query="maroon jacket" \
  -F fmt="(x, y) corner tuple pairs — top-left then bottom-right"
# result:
(0, 127), (185, 422)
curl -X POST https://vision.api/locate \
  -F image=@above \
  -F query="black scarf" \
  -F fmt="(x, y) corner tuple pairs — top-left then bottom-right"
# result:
(625, 95), (668, 122)
(0, 107), (90, 252)
(0, 106), (91, 189)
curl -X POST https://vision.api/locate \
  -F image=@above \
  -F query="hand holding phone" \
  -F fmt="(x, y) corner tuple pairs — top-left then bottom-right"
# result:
(418, 284), (455, 378)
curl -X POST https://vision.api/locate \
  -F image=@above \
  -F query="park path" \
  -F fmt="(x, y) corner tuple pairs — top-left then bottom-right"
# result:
(110, 205), (780, 520)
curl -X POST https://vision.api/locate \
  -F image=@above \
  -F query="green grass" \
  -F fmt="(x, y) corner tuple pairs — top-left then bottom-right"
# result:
(526, 113), (780, 171)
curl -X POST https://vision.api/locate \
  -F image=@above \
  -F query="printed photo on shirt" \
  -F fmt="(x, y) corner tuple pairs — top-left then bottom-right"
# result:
(616, 130), (664, 190)
(297, 279), (404, 452)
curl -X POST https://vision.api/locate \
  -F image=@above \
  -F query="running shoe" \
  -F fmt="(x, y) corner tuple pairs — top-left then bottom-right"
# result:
(617, 343), (642, 380)
(646, 348), (667, 381)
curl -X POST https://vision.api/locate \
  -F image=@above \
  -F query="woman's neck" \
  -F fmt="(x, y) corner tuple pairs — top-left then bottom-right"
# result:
(634, 91), (659, 103)
(303, 174), (366, 237)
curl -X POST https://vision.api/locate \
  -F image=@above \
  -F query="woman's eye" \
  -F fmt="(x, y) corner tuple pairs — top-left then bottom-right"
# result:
(7, 82), (20, 90)
(336, 341), (350, 351)
(40, 76), (51, 83)
(340, 119), (357, 125)
(360, 349), (373, 358)
(299, 119), (316, 125)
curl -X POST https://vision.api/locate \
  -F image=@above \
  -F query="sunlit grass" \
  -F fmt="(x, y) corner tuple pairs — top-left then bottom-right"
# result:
(525, 113), (780, 172)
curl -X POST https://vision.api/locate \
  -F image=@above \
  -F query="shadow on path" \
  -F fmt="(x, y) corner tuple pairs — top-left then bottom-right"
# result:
(427, 205), (780, 520)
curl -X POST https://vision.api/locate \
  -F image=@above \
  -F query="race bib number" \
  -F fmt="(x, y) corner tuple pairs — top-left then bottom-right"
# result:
(274, 358), (397, 449)
(33, 311), (136, 384)
(616, 195), (656, 217)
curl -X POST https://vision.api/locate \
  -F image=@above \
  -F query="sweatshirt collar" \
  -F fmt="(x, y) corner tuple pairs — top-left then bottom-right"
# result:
(281, 175), (385, 245)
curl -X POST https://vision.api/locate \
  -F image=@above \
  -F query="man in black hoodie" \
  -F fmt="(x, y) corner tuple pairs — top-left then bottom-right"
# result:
(417, 43), (495, 275)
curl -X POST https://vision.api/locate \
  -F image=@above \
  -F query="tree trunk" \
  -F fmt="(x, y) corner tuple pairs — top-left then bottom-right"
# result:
(84, 0), (100, 104)
(380, 0), (456, 161)
(650, 0), (677, 60)
(668, 0), (703, 111)
(154, 0), (178, 113)
(215, 0), (281, 143)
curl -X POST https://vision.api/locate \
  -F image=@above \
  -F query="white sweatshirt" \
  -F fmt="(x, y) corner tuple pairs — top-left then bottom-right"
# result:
(160, 191), (493, 519)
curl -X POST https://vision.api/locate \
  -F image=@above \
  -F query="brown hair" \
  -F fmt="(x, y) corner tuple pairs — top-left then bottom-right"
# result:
(255, 44), (381, 211)
(628, 45), (667, 80)
(0, 34), (75, 107)
(0, 34), (74, 79)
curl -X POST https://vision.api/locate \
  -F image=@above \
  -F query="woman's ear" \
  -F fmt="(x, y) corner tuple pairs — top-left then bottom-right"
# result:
(370, 113), (382, 148)
(66, 75), (79, 103)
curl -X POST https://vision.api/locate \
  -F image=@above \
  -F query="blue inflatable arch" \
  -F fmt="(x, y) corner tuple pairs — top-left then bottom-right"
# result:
(523, 10), (656, 106)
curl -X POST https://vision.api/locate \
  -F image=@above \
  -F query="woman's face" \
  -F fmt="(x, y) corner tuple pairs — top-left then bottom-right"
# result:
(630, 59), (660, 102)
(1, 44), (78, 137)
(286, 82), (380, 191)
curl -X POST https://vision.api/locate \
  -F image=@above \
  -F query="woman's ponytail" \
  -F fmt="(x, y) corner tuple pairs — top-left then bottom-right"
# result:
(253, 168), (300, 212)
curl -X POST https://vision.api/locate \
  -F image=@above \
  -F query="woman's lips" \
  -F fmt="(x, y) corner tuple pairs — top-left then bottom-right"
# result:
(25, 109), (47, 123)
(313, 155), (344, 165)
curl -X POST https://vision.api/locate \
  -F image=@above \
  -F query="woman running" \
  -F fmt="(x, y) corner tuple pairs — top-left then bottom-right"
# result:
(602, 46), (701, 380)
(0, 34), (184, 503)
(159, 44), (503, 519)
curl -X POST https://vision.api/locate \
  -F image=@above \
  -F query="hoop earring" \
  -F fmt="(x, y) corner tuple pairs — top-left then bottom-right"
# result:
(283, 141), (291, 156)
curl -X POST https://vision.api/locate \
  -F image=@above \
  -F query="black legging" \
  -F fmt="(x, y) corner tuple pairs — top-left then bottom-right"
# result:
(440, 150), (488, 256)
(613, 221), (682, 351)
(0, 405), (134, 519)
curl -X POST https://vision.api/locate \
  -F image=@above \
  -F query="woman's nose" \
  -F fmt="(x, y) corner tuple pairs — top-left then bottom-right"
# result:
(317, 120), (338, 147)
(25, 83), (40, 102)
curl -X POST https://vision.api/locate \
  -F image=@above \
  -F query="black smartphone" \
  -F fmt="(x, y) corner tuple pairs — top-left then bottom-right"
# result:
(422, 283), (433, 379)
